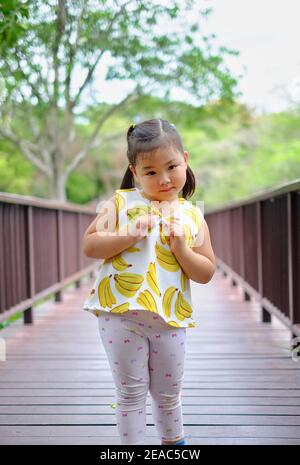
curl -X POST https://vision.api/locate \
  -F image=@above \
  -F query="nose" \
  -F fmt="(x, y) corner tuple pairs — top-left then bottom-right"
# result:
(159, 172), (171, 185)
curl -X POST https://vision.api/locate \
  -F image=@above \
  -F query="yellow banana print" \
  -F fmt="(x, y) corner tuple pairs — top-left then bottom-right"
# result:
(160, 215), (192, 247)
(112, 254), (133, 271)
(98, 275), (117, 308)
(159, 222), (170, 246)
(127, 206), (149, 222)
(174, 291), (193, 321)
(136, 289), (158, 313)
(110, 302), (130, 313)
(168, 321), (181, 327)
(162, 286), (178, 318)
(127, 206), (157, 234)
(115, 192), (125, 213)
(92, 310), (101, 317)
(146, 262), (161, 297)
(183, 223), (194, 247)
(184, 206), (202, 230)
(126, 246), (141, 252)
(105, 278), (115, 308)
(155, 242), (180, 272)
(114, 272), (144, 298)
(159, 214), (184, 246)
(115, 192), (126, 233)
(149, 204), (161, 216)
(181, 271), (187, 292)
(104, 285), (116, 308)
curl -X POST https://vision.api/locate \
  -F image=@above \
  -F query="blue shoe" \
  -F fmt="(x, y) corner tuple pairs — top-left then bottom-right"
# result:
(174, 438), (185, 445)
(162, 438), (185, 445)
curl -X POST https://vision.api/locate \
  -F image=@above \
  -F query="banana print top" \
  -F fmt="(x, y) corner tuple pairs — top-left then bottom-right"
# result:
(83, 187), (204, 328)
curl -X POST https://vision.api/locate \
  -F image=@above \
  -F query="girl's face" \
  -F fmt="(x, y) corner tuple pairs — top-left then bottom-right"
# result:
(129, 145), (188, 202)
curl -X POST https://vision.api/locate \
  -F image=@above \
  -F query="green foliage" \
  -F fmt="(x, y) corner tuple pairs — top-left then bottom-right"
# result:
(66, 171), (99, 204)
(201, 108), (300, 208)
(0, 311), (22, 330)
(0, 0), (241, 201)
(0, 0), (29, 53)
(0, 1), (239, 106)
(1, 94), (299, 209)
(0, 143), (35, 194)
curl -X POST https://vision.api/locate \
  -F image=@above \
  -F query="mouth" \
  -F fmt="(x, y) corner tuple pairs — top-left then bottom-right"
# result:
(160, 187), (174, 192)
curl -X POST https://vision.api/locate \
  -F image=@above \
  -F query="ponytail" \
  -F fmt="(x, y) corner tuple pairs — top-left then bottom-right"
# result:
(181, 165), (195, 199)
(120, 165), (135, 189)
(119, 124), (137, 189)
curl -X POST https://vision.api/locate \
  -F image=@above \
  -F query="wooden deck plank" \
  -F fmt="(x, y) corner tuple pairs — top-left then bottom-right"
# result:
(0, 396), (299, 406)
(0, 436), (299, 445)
(0, 425), (300, 442)
(0, 389), (300, 397)
(0, 414), (300, 426)
(0, 271), (299, 445)
(1, 378), (300, 386)
(1, 369), (298, 376)
(1, 405), (300, 415)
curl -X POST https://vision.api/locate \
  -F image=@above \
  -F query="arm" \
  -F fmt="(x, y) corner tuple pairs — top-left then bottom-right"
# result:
(83, 231), (136, 260)
(82, 194), (136, 260)
(173, 219), (216, 284)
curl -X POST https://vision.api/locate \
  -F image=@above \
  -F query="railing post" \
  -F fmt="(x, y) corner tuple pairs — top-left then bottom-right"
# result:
(75, 213), (83, 289)
(55, 210), (64, 302)
(24, 206), (35, 324)
(257, 201), (271, 323)
(287, 192), (294, 337)
(89, 270), (95, 280)
(244, 291), (251, 301)
(222, 211), (230, 279)
(0, 205), (5, 317)
(241, 205), (250, 301)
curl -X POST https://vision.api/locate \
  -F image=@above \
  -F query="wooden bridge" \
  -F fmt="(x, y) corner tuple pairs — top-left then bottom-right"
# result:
(0, 180), (299, 445)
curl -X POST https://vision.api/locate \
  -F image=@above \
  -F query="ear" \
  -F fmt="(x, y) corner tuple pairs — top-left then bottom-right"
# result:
(128, 164), (136, 177)
(183, 150), (188, 168)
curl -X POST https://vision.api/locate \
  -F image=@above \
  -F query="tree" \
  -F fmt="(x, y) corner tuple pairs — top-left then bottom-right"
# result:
(0, 0), (29, 52)
(0, 0), (240, 201)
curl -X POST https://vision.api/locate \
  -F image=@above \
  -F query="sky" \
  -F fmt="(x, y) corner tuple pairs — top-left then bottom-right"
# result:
(89, 0), (300, 115)
(202, 0), (300, 114)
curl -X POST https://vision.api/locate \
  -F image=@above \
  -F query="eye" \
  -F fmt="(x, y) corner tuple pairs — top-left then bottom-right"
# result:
(146, 165), (177, 176)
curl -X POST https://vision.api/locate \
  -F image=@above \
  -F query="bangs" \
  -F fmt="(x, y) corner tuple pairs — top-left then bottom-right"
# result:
(133, 135), (179, 164)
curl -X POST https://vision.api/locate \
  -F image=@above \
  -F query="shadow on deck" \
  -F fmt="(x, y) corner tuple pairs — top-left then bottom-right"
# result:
(0, 270), (299, 445)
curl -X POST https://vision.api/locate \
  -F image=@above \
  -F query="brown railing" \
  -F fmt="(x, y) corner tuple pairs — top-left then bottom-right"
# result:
(0, 192), (99, 325)
(205, 179), (300, 338)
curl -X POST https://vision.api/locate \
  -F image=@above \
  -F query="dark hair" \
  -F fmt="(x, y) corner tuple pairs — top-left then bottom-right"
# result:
(120, 118), (195, 199)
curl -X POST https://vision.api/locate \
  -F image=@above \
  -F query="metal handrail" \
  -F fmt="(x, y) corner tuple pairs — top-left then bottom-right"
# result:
(0, 192), (98, 325)
(205, 179), (300, 338)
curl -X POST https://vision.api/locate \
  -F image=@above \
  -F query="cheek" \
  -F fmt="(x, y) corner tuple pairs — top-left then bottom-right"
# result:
(175, 167), (186, 178)
(145, 176), (154, 183)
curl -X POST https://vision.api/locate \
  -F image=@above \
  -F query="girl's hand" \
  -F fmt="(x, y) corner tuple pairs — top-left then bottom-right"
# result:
(128, 213), (156, 242)
(164, 217), (187, 255)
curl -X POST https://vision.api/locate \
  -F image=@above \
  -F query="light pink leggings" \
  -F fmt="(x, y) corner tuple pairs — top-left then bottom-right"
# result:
(97, 309), (187, 445)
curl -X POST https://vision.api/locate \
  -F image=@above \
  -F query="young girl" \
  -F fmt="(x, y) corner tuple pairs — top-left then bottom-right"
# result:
(82, 118), (216, 446)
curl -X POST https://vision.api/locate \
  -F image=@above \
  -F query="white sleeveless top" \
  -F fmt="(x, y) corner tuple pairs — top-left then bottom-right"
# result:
(83, 187), (203, 329)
